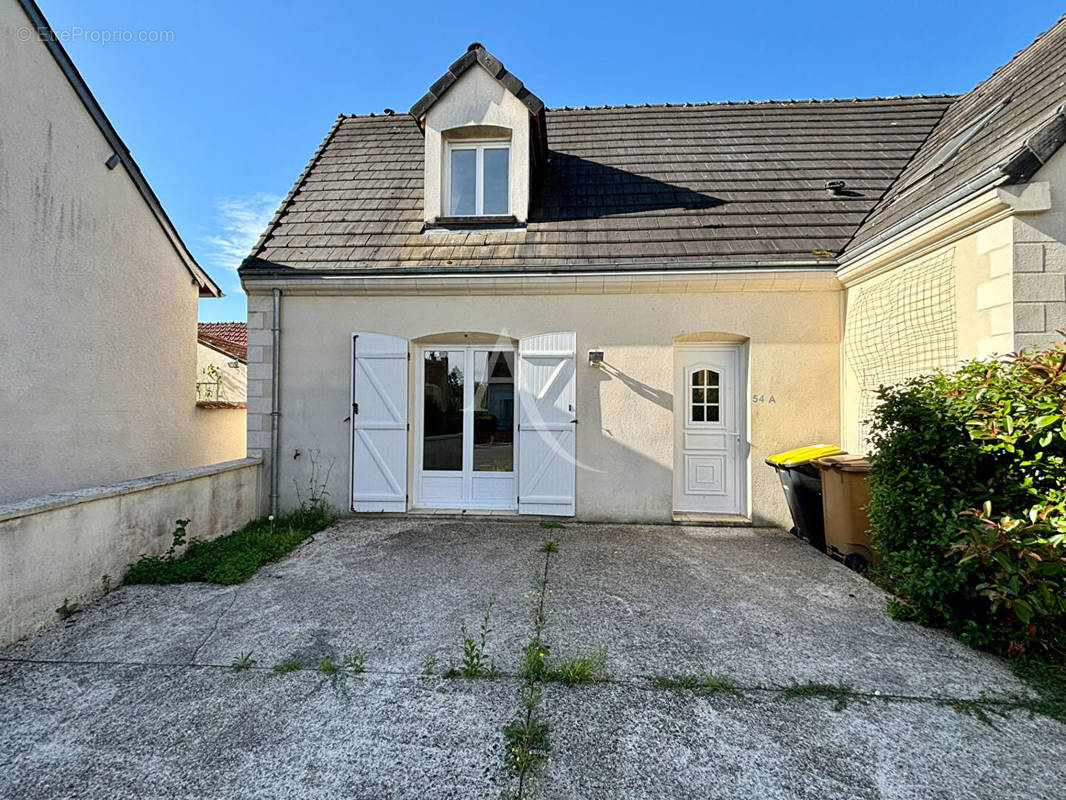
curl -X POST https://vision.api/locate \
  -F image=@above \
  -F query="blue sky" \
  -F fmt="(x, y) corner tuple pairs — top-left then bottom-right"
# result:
(37, 0), (1064, 322)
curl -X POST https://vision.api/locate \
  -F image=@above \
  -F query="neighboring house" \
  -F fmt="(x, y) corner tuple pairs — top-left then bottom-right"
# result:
(0, 0), (238, 503)
(241, 19), (1066, 525)
(197, 322), (248, 403)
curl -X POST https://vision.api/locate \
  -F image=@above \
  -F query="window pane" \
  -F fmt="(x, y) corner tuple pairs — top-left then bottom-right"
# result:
(449, 149), (476, 216)
(423, 351), (464, 470)
(473, 351), (514, 471)
(707, 371), (720, 387)
(692, 388), (704, 404)
(706, 388), (718, 404)
(706, 404), (720, 422)
(692, 405), (704, 422)
(483, 148), (509, 215)
(693, 369), (708, 386)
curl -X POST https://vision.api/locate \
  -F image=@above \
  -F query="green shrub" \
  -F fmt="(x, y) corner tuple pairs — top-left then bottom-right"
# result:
(125, 504), (335, 586)
(951, 508), (1066, 658)
(867, 338), (1066, 661)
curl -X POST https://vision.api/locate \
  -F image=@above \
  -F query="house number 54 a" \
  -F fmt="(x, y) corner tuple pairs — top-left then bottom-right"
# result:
(752, 394), (776, 404)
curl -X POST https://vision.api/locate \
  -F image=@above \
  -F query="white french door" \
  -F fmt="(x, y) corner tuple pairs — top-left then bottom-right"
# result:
(416, 345), (517, 509)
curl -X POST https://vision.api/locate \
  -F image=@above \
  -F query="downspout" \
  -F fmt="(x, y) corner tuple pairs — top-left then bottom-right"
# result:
(270, 288), (281, 517)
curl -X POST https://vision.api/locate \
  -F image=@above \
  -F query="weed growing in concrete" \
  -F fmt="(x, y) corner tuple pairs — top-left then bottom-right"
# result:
(100, 574), (112, 595)
(55, 598), (81, 620)
(292, 450), (336, 517)
(545, 645), (609, 686)
(422, 654), (437, 675)
(232, 651), (256, 671)
(125, 505), (335, 586)
(456, 595), (498, 678)
(502, 685), (551, 778)
(540, 521), (563, 530)
(519, 638), (550, 683)
(501, 537), (559, 799)
(781, 682), (859, 711)
(273, 655), (304, 674)
(648, 671), (743, 697)
(1014, 659), (1066, 723)
(344, 652), (366, 676)
(317, 657), (338, 676)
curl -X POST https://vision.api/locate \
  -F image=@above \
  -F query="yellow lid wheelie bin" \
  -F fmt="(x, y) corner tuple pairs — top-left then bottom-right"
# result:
(765, 445), (844, 549)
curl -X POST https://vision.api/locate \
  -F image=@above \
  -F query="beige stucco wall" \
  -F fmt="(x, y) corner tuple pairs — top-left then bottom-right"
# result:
(197, 342), (248, 402)
(0, 1), (226, 503)
(193, 406), (247, 464)
(245, 281), (842, 526)
(423, 64), (531, 222)
(1013, 146), (1066, 351)
(841, 218), (1014, 454)
(0, 457), (261, 648)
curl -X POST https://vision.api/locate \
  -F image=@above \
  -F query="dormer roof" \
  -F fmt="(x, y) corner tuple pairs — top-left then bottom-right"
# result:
(409, 43), (545, 122)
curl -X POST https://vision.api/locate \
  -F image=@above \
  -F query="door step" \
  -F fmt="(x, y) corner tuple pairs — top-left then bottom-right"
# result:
(672, 512), (753, 526)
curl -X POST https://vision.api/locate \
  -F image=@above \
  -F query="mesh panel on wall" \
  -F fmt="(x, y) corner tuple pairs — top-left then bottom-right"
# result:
(845, 248), (957, 447)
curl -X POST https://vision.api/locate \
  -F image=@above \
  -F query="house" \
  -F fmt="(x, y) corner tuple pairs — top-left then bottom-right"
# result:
(197, 322), (249, 403)
(240, 18), (1066, 525)
(0, 0), (258, 503)
(0, 0), (259, 646)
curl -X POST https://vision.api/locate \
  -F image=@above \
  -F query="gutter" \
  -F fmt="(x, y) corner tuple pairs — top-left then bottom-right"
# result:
(841, 102), (1066, 267)
(16, 0), (221, 298)
(239, 260), (839, 282)
(838, 167), (1007, 266)
(270, 289), (281, 517)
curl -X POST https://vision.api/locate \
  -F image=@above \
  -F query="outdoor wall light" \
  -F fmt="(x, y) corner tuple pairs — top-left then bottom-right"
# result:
(104, 153), (120, 170)
(588, 349), (604, 367)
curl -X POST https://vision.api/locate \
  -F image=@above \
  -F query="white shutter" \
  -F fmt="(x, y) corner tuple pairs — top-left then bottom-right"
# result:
(517, 332), (577, 516)
(351, 333), (408, 512)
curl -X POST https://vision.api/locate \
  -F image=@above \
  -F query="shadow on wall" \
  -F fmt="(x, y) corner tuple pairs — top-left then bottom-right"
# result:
(592, 361), (673, 412)
(580, 362), (675, 520)
(531, 153), (723, 221)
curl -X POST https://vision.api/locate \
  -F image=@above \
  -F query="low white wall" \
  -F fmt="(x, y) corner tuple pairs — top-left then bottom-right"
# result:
(0, 457), (261, 648)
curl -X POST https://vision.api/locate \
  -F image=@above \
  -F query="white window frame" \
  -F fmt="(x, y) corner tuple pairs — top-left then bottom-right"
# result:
(444, 139), (511, 217)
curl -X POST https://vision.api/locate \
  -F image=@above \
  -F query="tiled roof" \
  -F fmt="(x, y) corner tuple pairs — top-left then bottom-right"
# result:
(410, 42), (545, 120)
(849, 14), (1066, 254)
(197, 322), (247, 362)
(242, 96), (952, 275)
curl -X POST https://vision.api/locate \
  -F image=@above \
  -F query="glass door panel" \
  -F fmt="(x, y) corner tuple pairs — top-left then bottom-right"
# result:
(423, 350), (464, 470)
(473, 350), (515, 472)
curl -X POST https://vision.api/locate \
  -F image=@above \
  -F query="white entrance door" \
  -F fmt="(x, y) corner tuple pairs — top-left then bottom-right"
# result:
(416, 345), (517, 510)
(673, 343), (747, 516)
(351, 332), (409, 512)
(517, 332), (577, 516)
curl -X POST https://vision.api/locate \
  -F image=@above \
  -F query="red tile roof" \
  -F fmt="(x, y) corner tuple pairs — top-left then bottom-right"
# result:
(197, 322), (247, 362)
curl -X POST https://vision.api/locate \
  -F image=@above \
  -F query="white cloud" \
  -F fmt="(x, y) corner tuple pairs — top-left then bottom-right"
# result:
(203, 193), (282, 272)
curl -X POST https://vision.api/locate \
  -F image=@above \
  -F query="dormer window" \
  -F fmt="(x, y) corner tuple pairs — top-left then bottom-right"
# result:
(411, 43), (547, 226)
(446, 140), (510, 217)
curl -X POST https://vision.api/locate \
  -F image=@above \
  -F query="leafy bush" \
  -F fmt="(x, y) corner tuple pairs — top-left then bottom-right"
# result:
(125, 504), (335, 586)
(867, 337), (1066, 661)
(951, 508), (1066, 658)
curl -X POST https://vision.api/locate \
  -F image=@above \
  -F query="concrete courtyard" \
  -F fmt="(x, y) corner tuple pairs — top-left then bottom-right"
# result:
(1, 517), (1063, 799)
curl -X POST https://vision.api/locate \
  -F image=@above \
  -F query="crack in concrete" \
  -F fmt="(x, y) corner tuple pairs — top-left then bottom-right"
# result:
(190, 589), (238, 665)
(504, 540), (557, 800)
(0, 654), (1034, 710)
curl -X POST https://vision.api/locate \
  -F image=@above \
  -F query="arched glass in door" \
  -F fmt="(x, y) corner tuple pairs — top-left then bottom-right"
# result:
(690, 368), (720, 422)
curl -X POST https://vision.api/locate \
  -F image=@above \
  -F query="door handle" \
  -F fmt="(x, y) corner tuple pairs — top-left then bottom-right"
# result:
(571, 419), (579, 424)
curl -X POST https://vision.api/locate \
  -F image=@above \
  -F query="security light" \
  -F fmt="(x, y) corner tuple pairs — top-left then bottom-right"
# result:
(588, 349), (604, 366)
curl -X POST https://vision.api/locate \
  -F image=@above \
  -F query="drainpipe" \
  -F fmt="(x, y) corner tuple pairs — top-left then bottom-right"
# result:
(270, 288), (281, 518)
